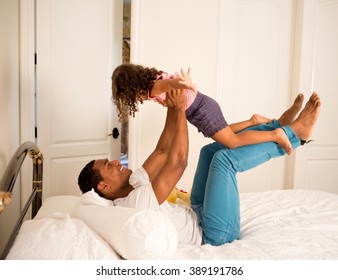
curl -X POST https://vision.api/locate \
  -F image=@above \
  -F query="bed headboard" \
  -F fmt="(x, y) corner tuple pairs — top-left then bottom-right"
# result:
(0, 141), (43, 259)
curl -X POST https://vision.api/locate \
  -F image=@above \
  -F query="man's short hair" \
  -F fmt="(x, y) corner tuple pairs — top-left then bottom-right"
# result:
(78, 160), (104, 196)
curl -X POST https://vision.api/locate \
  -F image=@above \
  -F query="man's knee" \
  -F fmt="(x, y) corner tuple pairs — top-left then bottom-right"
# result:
(197, 144), (218, 166)
(202, 223), (240, 246)
(212, 149), (234, 171)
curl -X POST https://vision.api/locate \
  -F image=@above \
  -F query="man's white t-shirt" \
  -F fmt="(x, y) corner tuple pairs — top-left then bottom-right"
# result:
(114, 167), (202, 246)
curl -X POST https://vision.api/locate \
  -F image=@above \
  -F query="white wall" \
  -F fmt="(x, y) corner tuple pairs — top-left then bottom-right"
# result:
(0, 0), (19, 172)
(129, 0), (338, 194)
(130, 0), (296, 192)
(129, 0), (219, 190)
(0, 0), (20, 255)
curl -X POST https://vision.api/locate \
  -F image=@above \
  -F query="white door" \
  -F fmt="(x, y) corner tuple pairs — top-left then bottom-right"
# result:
(292, 0), (338, 194)
(218, 0), (296, 192)
(35, 0), (123, 198)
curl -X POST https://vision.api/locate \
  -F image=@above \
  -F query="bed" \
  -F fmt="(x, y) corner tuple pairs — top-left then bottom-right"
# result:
(1, 142), (338, 260)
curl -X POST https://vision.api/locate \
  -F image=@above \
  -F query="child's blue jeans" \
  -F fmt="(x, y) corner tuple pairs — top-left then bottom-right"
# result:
(190, 120), (301, 245)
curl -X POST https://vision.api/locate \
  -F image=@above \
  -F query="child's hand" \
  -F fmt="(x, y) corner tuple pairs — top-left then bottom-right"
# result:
(175, 67), (197, 93)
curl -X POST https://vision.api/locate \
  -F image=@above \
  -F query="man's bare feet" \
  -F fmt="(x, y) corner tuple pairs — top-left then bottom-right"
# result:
(251, 114), (273, 125)
(290, 92), (321, 141)
(278, 93), (304, 126)
(274, 128), (293, 155)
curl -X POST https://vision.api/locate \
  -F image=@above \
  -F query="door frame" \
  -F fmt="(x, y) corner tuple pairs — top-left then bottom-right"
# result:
(19, 0), (36, 208)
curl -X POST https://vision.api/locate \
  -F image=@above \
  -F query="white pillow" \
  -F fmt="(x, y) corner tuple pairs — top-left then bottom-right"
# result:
(7, 213), (120, 260)
(72, 190), (178, 259)
(34, 195), (80, 219)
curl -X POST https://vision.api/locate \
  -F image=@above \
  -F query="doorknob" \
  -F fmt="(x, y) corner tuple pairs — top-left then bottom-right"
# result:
(108, 128), (120, 139)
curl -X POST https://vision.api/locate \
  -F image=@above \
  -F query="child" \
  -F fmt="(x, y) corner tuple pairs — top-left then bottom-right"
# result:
(112, 63), (292, 154)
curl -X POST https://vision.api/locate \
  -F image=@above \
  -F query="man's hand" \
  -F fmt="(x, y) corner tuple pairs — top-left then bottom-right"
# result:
(166, 89), (186, 110)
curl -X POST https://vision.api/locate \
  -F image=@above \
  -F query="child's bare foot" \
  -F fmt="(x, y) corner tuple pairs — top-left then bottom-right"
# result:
(0, 191), (12, 214)
(290, 92), (321, 141)
(251, 114), (273, 125)
(274, 128), (293, 155)
(278, 93), (304, 126)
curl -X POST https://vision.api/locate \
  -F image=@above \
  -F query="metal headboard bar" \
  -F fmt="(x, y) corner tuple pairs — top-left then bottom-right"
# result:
(0, 187), (40, 259)
(0, 141), (42, 192)
(0, 141), (43, 259)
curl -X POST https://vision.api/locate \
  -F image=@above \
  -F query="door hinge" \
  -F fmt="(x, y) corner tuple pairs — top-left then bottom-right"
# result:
(34, 53), (37, 65)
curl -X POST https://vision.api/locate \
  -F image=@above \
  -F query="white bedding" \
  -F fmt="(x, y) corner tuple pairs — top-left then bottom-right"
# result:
(6, 213), (120, 260)
(175, 190), (338, 259)
(6, 189), (338, 260)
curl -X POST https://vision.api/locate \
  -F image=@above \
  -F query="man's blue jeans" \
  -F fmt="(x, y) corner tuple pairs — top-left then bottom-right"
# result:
(190, 120), (301, 245)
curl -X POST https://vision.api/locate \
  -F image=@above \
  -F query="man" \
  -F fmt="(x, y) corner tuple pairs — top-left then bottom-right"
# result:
(78, 91), (321, 246)
(79, 89), (200, 245)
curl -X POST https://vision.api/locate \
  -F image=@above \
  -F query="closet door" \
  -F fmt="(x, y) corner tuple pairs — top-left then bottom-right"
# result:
(218, 0), (296, 192)
(292, 0), (338, 194)
(36, 0), (123, 198)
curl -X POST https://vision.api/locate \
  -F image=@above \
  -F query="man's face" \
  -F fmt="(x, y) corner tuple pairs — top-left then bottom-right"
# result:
(93, 159), (131, 196)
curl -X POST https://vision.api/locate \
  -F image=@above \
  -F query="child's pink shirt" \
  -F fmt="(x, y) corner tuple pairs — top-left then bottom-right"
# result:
(148, 72), (196, 110)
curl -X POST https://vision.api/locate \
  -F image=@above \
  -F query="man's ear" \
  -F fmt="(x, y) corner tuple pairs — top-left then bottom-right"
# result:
(97, 182), (106, 192)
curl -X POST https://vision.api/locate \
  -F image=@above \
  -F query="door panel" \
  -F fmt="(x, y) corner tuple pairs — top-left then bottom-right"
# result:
(219, 0), (296, 192)
(292, 0), (338, 194)
(36, 0), (123, 198)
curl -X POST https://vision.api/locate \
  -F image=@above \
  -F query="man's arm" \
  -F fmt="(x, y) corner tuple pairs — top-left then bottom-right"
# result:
(142, 106), (175, 182)
(143, 90), (189, 204)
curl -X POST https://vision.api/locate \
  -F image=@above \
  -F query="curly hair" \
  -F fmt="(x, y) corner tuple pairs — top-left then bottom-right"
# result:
(78, 160), (104, 197)
(112, 63), (163, 121)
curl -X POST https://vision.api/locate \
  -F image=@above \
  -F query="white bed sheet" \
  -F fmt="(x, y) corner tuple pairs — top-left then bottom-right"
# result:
(6, 189), (338, 260)
(174, 189), (338, 259)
